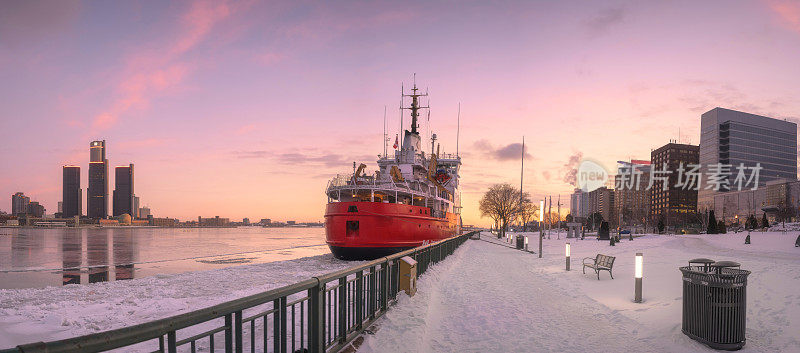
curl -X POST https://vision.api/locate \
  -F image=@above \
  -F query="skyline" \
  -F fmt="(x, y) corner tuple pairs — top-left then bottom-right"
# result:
(3, 1), (800, 225)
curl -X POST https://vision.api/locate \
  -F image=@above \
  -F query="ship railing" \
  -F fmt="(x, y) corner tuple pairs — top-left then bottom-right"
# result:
(0, 231), (480, 353)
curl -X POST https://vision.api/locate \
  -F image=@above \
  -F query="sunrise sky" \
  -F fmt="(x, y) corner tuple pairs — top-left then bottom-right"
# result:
(2, 0), (800, 226)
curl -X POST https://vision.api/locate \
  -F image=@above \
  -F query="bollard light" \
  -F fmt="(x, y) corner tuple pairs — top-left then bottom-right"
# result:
(565, 242), (571, 271)
(634, 252), (643, 303)
(524, 235), (529, 252)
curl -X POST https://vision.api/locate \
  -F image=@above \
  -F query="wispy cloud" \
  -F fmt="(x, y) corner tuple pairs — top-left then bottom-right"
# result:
(766, 0), (800, 34)
(583, 6), (626, 36)
(90, 1), (238, 133)
(473, 139), (532, 161)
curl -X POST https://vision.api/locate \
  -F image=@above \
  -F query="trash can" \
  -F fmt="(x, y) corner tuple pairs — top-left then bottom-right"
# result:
(516, 235), (524, 249)
(680, 261), (751, 350)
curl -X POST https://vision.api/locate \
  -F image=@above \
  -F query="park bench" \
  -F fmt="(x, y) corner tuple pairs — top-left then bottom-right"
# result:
(583, 254), (616, 280)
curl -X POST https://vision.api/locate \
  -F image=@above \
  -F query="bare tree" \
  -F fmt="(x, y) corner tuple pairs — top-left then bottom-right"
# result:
(479, 183), (522, 238)
(517, 194), (538, 231)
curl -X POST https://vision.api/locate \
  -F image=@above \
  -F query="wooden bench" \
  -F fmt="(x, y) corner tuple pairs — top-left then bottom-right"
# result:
(583, 254), (616, 280)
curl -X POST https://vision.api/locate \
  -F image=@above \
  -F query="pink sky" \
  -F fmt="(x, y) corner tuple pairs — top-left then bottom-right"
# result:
(2, 0), (800, 226)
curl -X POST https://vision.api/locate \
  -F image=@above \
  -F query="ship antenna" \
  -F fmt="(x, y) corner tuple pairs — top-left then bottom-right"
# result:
(400, 83), (404, 149)
(383, 105), (387, 157)
(456, 103), (460, 158)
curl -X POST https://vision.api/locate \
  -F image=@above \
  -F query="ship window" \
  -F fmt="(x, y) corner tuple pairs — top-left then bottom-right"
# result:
(347, 206), (358, 213)
(346, 221), (359, 236)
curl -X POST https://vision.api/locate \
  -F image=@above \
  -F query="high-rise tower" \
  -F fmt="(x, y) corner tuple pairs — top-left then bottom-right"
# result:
(88, 140), (108, 219)
(113, 164), (134, 217)
(62, 165), (82, 218)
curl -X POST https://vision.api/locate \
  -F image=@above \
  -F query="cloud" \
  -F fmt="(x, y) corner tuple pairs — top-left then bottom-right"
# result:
(255, 52), (285, 65)
(473, 139), (532, 161)
(766, 0), (800, 34)
(561, 152), (584, 186)
(583, 6), (625, 35)
(232, 149), (376, 169)
(237, 123), (258, 135)
(90, 0), (237, 133)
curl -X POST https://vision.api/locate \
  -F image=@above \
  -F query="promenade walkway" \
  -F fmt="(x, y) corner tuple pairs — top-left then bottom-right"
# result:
(359, 233), (651, 352)
(359, 231), (800, 352)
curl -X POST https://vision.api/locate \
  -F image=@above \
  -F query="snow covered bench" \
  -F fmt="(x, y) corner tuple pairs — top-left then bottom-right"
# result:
(582, 254), (616, 280)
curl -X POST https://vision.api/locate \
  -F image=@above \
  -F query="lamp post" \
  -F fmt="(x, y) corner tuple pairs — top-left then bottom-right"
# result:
(525, 235), (529, 252)
(565, 242), (571, 271)
(539, 200), (544, 258)
(634, 252), (643, 303)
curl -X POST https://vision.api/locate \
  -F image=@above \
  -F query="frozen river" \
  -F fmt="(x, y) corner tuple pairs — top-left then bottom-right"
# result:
(0, 227), (328, 289)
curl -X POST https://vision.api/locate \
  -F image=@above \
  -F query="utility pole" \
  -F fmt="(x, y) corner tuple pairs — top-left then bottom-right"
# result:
(548, 195), (552, 239)
(520, 136), (524, 230)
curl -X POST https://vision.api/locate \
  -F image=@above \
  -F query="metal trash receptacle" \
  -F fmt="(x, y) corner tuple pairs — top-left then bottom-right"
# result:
(680, 261), (751, 350)
(398, 256), (417, 296)
(516, 235), (524, 249)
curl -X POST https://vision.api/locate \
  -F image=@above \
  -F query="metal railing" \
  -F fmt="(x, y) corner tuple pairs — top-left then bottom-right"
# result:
(1, 231), (476, 353)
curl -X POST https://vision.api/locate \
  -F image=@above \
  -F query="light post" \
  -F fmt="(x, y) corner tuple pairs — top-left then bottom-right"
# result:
(524, 235), (529, 252)
(539, 200), (544, 258)
(565, 242), (571, 271)
(634, 252), (643, 303)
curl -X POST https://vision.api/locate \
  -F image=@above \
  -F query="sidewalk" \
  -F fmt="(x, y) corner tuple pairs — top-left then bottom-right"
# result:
(360, 231), (800, 352)
(359, 234), (653, 352)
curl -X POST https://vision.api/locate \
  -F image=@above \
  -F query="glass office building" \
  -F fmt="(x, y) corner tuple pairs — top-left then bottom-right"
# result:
(698, 108), (797, 212)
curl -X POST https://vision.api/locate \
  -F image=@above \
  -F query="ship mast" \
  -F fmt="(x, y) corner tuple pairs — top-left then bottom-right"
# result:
(402, 74), (429, 138)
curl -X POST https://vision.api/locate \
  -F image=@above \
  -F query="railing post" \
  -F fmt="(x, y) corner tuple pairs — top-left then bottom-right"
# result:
(338, 277), (346, 343)
(167, 331), (177, 353)
(355, 270), (364, 330)
(381, 262), (389, 311)
(235, 310), (243, 353)
(280, 297), (287, 353)
(308, 281), (325, 353)
(369, 266), (377, 319)
(273, 299), (280, 353)
(225, 314), (233, 353)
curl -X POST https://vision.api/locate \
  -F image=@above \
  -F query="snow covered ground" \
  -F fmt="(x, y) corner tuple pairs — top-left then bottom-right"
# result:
(361, 231), (800, 352)
(0, 254), (361, 349)
(2, 230), (798, 352)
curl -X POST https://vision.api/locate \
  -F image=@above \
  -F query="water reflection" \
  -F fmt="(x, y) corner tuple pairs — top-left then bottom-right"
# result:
(62, 231), (81, 285)
(0, 227), (326, 289)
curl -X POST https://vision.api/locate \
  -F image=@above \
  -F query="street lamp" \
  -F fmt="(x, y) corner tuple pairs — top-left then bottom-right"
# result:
(565, 242), (571, 271)
(634, 252), (643, 303)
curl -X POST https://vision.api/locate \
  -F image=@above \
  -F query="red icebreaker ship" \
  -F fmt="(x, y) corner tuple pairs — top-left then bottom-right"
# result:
(324, 81), (462, 260)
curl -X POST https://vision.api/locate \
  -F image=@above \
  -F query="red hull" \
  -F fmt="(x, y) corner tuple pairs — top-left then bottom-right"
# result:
(325, 201), (459, 260)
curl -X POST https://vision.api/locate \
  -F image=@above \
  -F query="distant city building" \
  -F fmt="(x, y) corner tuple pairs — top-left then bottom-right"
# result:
(569, 189), (589, 220)
(243, 218), (250, 225)
(132, 195), (140, 218)
(11, 192), (30, 216)
(650, 142), (699, 226)
(698, 108), (798, 212)
(113, 164), (134, 217)
(152, 217), (179, 227)
(587, 187), (614, 225)
(198, 216), (230, 227)
(62, 165), (82, 218)
(88, 140), (109, 219)
(260, 218), (272, 225)
(613, 160), (651, 227)
(139, 206), (151, 218)
(57, 201), (63, 214)
(287, 220), (296, 225)
(27, 201), (45, 218)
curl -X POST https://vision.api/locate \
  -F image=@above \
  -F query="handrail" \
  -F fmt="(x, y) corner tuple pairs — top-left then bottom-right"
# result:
(2, 231), (478, 353)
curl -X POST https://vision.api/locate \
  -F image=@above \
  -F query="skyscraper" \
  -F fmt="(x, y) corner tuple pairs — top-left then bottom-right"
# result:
(11, 192), (30, 216)
(650, 142), (699, 226)
(88, 140), (108, 219)
(113, 164), (134, 217)
(698, 108), (798, 212)
(62, 165), (82, 218)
